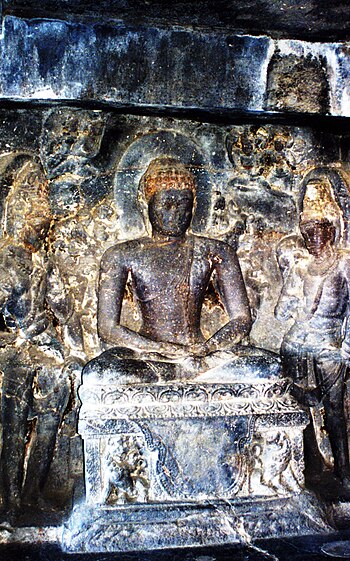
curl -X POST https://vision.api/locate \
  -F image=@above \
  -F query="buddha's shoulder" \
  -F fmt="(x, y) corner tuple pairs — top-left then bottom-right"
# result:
(192, 234), (235, 256)
(101, 237), (151, 262)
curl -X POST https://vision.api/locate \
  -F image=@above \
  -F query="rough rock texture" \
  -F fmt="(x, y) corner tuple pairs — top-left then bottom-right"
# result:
(0, 16), (349, 116)
(266, 53), (330, 114)
(0, 108), (348, 534)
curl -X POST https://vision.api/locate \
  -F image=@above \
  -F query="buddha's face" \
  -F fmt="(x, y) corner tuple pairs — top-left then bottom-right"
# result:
(300, 219), (335, 258)
(148, 188), (193, 238)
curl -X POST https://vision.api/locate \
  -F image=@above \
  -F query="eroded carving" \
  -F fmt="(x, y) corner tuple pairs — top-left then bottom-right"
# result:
(43, 108), (116, 361)
(0, 111), (345, 549)
(71, 146), (328, 552)
(247, 430), (302, 496)
(101, 435), (149, 505)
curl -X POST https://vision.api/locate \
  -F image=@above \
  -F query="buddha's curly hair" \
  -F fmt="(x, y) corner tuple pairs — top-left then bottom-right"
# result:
(140, 157), (196, 203)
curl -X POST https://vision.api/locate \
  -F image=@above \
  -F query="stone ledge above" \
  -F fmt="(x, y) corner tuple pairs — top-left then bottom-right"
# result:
(0, 16), (349, 117)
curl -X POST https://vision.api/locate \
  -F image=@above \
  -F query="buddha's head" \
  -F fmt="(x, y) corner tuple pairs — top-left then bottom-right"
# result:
(141, 157), (196, 238)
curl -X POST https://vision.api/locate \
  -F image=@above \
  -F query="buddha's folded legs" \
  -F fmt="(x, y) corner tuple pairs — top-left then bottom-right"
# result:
(83, 347), (181, 384)
(195, 346), (281, 382)
(83, 345), (281, 385)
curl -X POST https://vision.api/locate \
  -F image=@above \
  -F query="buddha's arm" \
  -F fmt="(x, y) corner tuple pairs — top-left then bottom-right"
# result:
(203, 243), (252, 353)
(97, 246), (187, 357)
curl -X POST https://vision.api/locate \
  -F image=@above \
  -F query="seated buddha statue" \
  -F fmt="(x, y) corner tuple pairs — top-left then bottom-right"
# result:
(84, 157), (280, 383)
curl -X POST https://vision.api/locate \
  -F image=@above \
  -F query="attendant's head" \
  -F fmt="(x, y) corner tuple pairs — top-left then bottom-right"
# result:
(300, 170), (343, 253)
(300, 218), (336, 258)
(3, 160), (51, 251)
(141, 157), (196, 238)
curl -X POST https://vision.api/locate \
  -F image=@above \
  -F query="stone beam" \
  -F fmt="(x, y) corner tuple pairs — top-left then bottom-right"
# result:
(0, 16), (349, 117)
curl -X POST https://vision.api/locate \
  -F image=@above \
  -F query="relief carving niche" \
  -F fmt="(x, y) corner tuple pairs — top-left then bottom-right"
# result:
(0, 107), (350, 554)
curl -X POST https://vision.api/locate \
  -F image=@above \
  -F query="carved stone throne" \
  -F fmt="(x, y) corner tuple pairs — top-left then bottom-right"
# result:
(63, 356), (329, 553)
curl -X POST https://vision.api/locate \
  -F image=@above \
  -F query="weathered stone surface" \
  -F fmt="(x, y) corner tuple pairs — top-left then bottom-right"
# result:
(0, 1), (350, 559)
(62, 126), (346, 553)
(0, 17), (349, 116)
(64, 495), (330, 553)
(266, 53), (330, 114)
(62, 371), (331, 552)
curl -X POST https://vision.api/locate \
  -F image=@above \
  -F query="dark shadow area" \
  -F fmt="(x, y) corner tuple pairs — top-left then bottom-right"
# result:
(2, 532), (350, 561)
(0, 99), (350, 136)
(3, 0), (350, 42)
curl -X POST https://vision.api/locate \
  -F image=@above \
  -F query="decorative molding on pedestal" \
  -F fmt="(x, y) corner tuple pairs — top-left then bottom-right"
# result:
(62, 375), (330, 553)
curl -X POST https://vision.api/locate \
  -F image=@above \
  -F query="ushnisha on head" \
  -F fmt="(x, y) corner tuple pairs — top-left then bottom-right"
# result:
(140, 158), (196, 238)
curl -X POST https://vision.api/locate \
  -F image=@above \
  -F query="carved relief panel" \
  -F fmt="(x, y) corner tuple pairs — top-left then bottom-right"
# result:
(0, 107), (348, 527)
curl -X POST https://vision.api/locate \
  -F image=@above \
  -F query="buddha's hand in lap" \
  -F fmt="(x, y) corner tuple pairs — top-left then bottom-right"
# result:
(187, 342), (209, 358)
(139, 341), (191, 362)
(178, 354), (202, 371)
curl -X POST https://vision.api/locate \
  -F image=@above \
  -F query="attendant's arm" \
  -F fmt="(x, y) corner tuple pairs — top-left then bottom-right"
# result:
(274, 269), (300, 322)
(341, 258), (350, 359)
(45, 259), (84, 358)
(0, 247), (20, 346)
(203, 243), (252, 353)
(97, 246), (186, 357)
(0, 288), (17, 347)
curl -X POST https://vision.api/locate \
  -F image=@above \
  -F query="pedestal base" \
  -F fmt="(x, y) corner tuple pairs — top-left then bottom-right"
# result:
(63, 495), (330, 553)
(64, 369), (331, 553)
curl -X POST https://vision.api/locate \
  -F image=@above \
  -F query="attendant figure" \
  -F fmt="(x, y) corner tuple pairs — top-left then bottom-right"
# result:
(276, 209), (350, 489)
(0, 159), (81, 521)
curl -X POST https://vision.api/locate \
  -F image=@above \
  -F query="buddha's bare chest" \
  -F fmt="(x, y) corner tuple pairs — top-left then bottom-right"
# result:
(128, 245), (211, 302)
